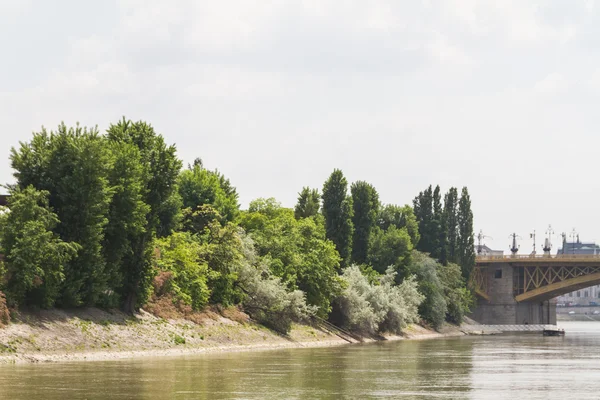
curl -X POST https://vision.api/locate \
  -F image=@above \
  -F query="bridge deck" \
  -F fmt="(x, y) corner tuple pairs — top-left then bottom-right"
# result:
(477, 254), (600, 264)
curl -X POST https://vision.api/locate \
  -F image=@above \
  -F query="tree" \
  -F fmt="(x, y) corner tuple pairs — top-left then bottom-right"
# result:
(406, 252), (447, 330)
(367, 226), (413, 276)
(107, 118), (182, 312)
(103, 141), (150, 307)
(431, 185), (443, 259)
(443, 187), (459, 265)
(154, 232), (210, 310)
(240, 199), (342, 317)
(457, 187), (475, 279)
(377, 204), (420, 247)
(437, 261), (474, 324)
(178, 160), (239, 225)
(350, 181), (379, 265)
(413, 185), (434, 255)
(0, 186), (79, 308)
(294, 187), (320, 219)
(322, 169), (354, 267)
(10, 124), (113, 306)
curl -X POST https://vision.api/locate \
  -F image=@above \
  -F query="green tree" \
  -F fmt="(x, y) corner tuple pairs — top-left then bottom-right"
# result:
(367, 226), (413, 276)
(0, 187), (79, 308)
(107, 118), (182, 312)
(437, 261), (474, 324)
(179, 159), (239, 225)
(442, 187), (459, 265)
(457, 187), (475, 279)
(406, 252), (447, 330)
(240, 199), (341, 317)
(322, 169), (353, 267)
(350, 181), (379, 265)
(102, 141), (150, 307)
(154, 232), (210, 310)
(431, 185), (443, 259)
(413, 185), (434, 255)
(294, 187), (320, 219)
(377, 204), (420, 247)
(10, 124), (113, 306)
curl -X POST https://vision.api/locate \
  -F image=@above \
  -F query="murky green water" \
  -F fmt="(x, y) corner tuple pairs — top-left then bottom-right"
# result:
(1, 321), (600, 399)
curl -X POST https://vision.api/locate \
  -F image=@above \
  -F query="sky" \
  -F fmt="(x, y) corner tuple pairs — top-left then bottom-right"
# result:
(1, 0), (599, 254)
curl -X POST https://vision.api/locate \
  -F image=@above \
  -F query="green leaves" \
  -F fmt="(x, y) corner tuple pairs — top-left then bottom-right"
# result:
(322, 169), (353, 267)
(350, 181), (380, 266)
(0, 187), (79, 308)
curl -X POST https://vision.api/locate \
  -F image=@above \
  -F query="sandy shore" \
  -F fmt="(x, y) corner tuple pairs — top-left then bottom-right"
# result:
(0, 308), (466, 364)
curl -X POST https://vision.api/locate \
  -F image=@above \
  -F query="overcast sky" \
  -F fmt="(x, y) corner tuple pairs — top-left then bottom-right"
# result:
(1, 0), (599, 254)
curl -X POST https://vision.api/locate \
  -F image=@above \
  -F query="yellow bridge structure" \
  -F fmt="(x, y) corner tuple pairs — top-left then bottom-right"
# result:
(469, 254), (600, 325)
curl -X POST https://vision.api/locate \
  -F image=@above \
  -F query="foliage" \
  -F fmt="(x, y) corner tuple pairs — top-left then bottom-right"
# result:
(442, 187), (459, 265)
(334, 265), (423, 335)
(350, 181), (379, 265)
(457, 187), (475, 279)
(236, 247), (315, 334)
(437, 262), (474, 324)
(154, 232), (210, 310)
(198, 221), (245, 306)
(294, 187), (320, 219)
(179, 159), (239, 225)
(406, 252), (447, 330)
(240, 199), (342, 317)
(367, 226), (413, 276)
(377, 204), (420, 247)
(10, 124), (112, 306)
(0, 187), (79, 308)
(321, 169), (354, 267)
(0, 291), (9, 327)
(107, 118), (182, 312)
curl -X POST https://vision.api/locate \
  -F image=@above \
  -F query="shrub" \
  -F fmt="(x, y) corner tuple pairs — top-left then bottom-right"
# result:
(335, 265), (423, 335)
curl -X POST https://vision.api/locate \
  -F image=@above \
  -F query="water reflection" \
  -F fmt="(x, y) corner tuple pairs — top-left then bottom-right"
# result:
(1, 322), (599, 399)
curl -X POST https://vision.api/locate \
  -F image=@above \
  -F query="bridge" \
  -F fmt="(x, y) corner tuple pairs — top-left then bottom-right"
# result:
(469, 254), (600, 325)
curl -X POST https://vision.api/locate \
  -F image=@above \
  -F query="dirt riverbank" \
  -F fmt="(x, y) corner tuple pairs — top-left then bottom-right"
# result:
(0, 308), (466, 364)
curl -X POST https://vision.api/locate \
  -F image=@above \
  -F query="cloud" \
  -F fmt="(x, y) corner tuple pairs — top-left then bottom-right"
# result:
(534, 72), (569, 94)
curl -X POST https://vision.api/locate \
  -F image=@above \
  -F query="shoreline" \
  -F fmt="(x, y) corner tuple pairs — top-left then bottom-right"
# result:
(0, 308), (466, 364)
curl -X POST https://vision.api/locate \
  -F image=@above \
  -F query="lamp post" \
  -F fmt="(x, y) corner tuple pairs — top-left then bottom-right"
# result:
(570, 228), (578, 255)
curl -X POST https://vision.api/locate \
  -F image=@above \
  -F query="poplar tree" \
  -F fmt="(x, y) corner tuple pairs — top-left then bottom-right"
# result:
(350, 181), (379, 265)
(432, 185), (443, 259)
(443, 187), (459, 264)
(322, 169), (353, 267)
(413, 185), (434, 255)
(457, 187), (475, 279)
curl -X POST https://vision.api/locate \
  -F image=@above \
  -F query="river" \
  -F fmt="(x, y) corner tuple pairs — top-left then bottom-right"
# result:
(1, 321), (599, 399)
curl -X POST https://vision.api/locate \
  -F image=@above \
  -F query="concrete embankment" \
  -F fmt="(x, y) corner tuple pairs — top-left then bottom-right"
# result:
(0, 308), (466, 364)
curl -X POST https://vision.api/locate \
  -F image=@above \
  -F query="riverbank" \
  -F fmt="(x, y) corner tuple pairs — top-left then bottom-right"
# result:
(0, 308), (466, 364)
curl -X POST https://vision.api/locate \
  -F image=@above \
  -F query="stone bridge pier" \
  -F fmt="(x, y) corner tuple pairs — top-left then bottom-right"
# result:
(469, 262), (556, 325)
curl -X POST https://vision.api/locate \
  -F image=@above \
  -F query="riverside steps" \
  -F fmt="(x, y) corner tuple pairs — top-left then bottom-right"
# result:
(469, 254), (600, 325)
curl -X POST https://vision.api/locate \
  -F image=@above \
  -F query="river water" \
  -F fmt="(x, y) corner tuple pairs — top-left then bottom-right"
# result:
(1, 321), (600, 399)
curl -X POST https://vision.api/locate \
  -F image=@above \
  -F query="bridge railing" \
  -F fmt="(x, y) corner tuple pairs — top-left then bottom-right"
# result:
(476, 254), (600, 262)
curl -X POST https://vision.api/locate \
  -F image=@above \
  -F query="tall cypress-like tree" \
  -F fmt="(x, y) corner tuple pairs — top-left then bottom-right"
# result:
(413, 185), (434, 255)
(350, 181), (379, 265)
(294, 187), (320, 219)
(432, 185), (443, 259)
(457, 187), (475, 279)
(443, 187), (459, 264)
(322, 169), (353, 267)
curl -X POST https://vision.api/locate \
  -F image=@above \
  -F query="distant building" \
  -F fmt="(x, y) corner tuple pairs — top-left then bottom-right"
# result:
(556, 238), (600, 305)
(476, 244), (504, 257)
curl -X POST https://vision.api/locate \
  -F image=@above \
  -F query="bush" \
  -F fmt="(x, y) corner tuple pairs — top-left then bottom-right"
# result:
(406, 252), (448, 330)
(153, 232), (210, 310)
(335, 265), (423, 335)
